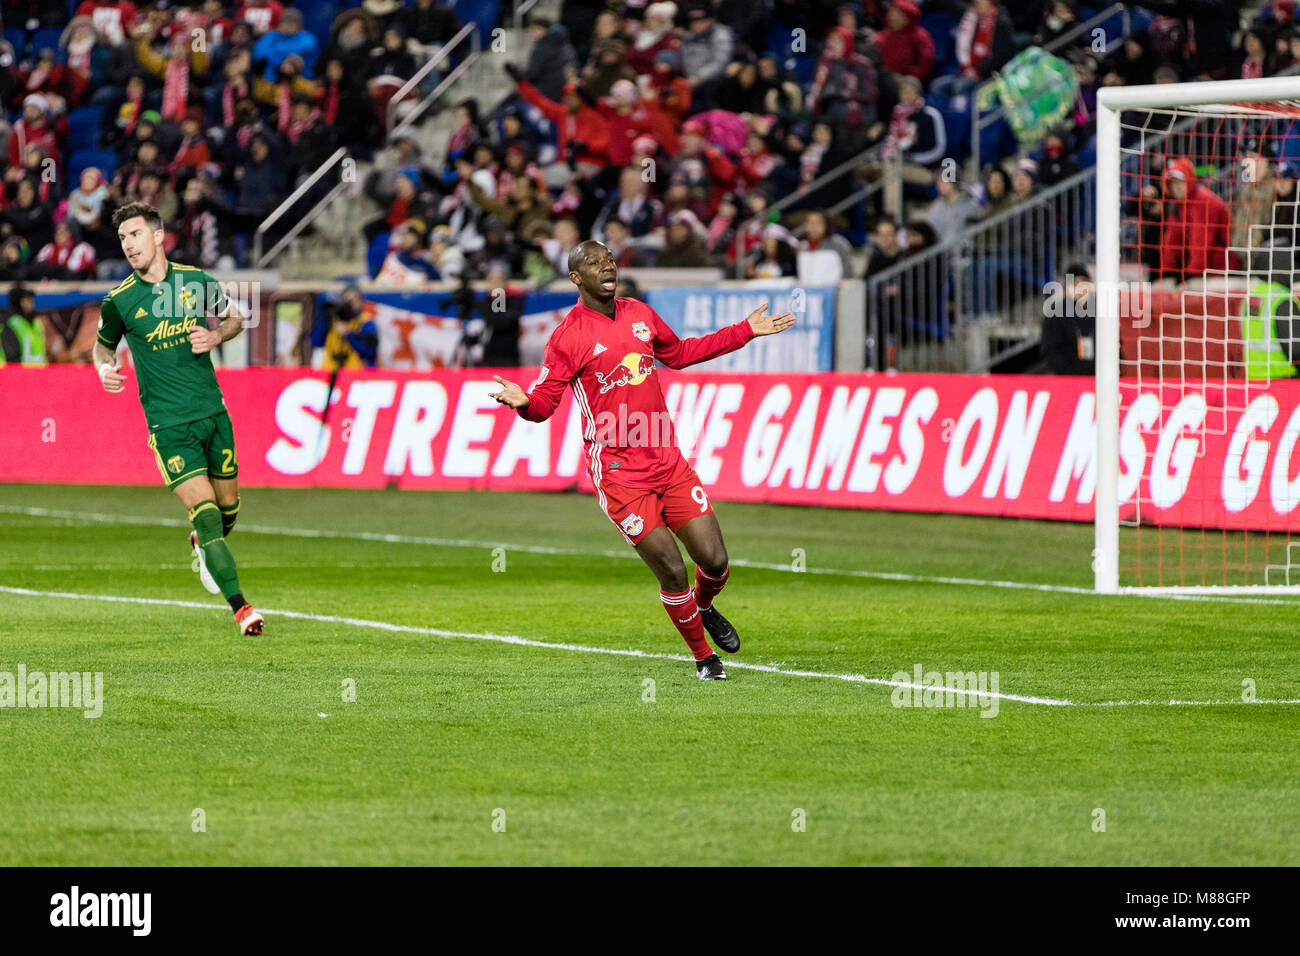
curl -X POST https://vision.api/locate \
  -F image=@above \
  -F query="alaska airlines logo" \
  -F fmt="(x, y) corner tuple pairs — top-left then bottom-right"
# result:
(594, 353), (655, 394)
(144, 315), (200, 344)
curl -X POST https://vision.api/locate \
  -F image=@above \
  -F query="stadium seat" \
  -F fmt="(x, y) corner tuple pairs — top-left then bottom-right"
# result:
(367, 230), (392, 279)
(67, 106), (101, 153)
(3, 28), (25, 59)
(457, 0), (503, 39)
(68, 148), (118, 182)
(300, 1), (338, 52)
(921, 13), (957, 78)
(31, 27), (64, 56)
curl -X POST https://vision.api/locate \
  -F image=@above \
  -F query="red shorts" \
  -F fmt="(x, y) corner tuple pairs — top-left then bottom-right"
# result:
(598, 457), (714, 546)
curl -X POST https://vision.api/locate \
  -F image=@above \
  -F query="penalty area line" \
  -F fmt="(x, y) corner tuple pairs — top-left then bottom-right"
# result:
(6, 505), (1300, 606)
(2, 585), (1297, 708)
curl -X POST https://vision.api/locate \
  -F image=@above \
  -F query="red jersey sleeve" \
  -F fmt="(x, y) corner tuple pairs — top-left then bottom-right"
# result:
(518, 323), (579, 422)
(646, 304), (754, 369)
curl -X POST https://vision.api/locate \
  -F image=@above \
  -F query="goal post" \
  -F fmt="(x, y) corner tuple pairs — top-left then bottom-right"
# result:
(1095, 76), (1300, 595)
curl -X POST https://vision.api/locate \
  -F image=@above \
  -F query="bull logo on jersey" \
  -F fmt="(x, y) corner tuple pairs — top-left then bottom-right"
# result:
(620, 513), (644, 537)
(594, 353), (655, 394)
(631, 321), (652, 342)
(166, 455), (185, 474)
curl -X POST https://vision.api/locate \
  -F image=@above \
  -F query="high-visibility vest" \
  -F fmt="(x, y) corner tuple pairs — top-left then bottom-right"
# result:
(1241, 281), (1298, 380)
(4, 314), (46, 366)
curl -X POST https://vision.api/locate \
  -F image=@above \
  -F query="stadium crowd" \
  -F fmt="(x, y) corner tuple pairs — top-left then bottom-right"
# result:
(1, 1), (1296, 369)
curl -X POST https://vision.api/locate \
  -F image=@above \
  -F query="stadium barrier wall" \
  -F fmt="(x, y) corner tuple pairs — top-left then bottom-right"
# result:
(5, 367), (1300, 530)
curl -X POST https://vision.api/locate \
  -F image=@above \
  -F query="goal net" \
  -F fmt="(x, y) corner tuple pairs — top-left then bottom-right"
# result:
(1096, 77), (1300, 593)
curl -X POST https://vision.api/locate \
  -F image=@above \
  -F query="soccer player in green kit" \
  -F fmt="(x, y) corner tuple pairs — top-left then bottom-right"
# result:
(93, 202), (264, 636)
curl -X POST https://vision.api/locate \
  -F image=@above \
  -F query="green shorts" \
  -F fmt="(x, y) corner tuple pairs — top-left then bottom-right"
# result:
(147, 412), (239, 490)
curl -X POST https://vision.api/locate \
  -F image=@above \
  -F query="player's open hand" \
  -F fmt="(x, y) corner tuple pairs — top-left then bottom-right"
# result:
(98, 362), (125, 394)
(190, 327), (220, 354)
(746, 301), (796, 336)
(489, 375), (529, 409)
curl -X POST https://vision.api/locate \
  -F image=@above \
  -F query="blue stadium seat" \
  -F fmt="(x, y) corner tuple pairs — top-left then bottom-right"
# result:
(67, 105), (101, 153)
(3, 28), (25, 59)
(300, 1), (338, 52)
(921, 13), (957, 79)
(31, 27), (65, 57)
(68, 148), (118, 182)
(367, 230), (392, 279)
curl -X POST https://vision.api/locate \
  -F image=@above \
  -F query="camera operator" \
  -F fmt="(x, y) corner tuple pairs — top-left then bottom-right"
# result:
(455, 262), (525, 368)
(311, 283), (379, 370)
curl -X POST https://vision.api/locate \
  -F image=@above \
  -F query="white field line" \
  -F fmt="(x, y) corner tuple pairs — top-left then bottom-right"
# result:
(5, 505), (1300, 606)
(1, 585), (1297, 709)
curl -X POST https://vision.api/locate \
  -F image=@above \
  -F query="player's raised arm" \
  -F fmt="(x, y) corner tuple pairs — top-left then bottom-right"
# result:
(648, 300), (795, 369)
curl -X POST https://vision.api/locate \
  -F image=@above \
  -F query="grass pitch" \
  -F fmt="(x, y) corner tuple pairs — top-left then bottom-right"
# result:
(0, 483), (1297, 865)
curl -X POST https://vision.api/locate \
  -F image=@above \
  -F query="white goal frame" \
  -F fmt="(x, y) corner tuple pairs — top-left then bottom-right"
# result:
(1095, 76), (1300, 595)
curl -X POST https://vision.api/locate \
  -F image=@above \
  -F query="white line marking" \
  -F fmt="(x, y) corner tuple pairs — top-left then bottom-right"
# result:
(6, 505), (1300, 605)
(1, 585), (1296, 708)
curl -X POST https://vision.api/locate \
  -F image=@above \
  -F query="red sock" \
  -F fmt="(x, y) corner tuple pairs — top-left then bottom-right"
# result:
(694, 565), (729, 611)
(660, 588), (713, 660)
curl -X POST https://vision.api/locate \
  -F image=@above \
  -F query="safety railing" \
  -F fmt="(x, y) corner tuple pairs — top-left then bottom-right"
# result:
(863, 166), (1095, 371)
(386, 22), (479, 138)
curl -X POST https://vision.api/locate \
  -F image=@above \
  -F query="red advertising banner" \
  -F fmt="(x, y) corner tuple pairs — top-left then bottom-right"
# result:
(3, 367), (1300, 529)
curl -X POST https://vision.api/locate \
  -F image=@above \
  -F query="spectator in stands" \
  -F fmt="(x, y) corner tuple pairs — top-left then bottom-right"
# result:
(716, 57), (770, 115)
(797, 209), (854, 280)
(670, 118), (736, 218)
(593, 166), (662, 239)
(132, 18), (212, 123)
(175, 170), (223, 269)
(1034, 1), (1084, 50)
(17, 47), (86, 111)
(974, 165), (1015, 221)
(756, 54), (803, 117)
(872, 74), (947, 218)
(584, 36), (638, 99)
(926, 170), (980, 241)
(1103, 28), (1158, 88)
(319, 57), (377, 150)
(8, 95), (61, 176)
(1237, 29), (1277, 79)
(1040, 261), (1096, 375)
(76, 0), (138, 46)
(873, 0), (935, 84)
(112, 137), (165, 201)
(33, 220), (97, 280)
(866, 217), (908, 278)
(750, 223), (799, 278)
(595, 79), (679, 171)
(428, 224), (465, 279)
(6, 144), (59, 206)
(68, 167), (109, 228)
(171, 107), (213, 176)
(136, 169), (178, 225)
(646, 49), (693, 123)
(679, 3), (735, 111)
(371, 25), (418, 81)
(579, 10), (626, 76)
(322, 8), (378, 81)
(1143, 0), (1238, 80)
(2, 178), (54, 252)
(809, 26), (878, 148)
(629, 3), (680, 75)
(399, 0), (462, 52)
(468, 172), (552, 240)
(508, 67), (610, 184)
(237, 0), (285, 37)
(1036, 128), (1082, 186)
(376, 218), (441, 284)
(657, 211), (713, 268)
(230, 134), (285, 262)
(1010, 160), (1038, 204)
(0, 238), (32, 282)
(934, 0), (1015, 96)
(364, 166), (431, 243)
(602, 217), (643, 267)
(254, 8), (319, 82)
(496, 106), (538, 161)
(1159, 156), (1236, 283)
(522, 16), (578, 102)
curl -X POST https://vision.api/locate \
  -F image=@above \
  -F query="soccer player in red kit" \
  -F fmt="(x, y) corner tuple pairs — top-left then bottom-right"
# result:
(489, 240), (794, 679)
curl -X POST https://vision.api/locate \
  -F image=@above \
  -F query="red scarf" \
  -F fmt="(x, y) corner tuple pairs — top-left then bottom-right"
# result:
(321, 83), (340, 125)
(162, 55), (190, 122)
(223, 81), (249, 126)
(956, 8), (997, 73)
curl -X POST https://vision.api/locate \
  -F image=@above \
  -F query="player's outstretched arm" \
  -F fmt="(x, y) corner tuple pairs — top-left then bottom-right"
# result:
(93, 341), (126, 393)
(746, 301), (796, 336)
(489, 375), (530, 409)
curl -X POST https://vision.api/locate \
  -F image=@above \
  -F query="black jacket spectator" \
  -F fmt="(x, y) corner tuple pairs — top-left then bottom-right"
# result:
(523, 19), (577, 103)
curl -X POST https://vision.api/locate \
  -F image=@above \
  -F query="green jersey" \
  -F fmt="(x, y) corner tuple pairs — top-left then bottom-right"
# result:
(96, 262), (232, 431)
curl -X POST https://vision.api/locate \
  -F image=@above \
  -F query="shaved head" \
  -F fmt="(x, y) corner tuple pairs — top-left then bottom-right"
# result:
(568, 239), (607, 275)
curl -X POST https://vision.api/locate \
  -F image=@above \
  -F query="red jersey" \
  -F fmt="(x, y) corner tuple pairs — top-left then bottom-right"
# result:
(518, 297), (754, 489)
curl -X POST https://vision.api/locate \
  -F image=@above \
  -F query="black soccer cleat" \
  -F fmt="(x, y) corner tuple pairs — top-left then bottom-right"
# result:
(699, 605), (740, 653)
(696, 654), (728, 680)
